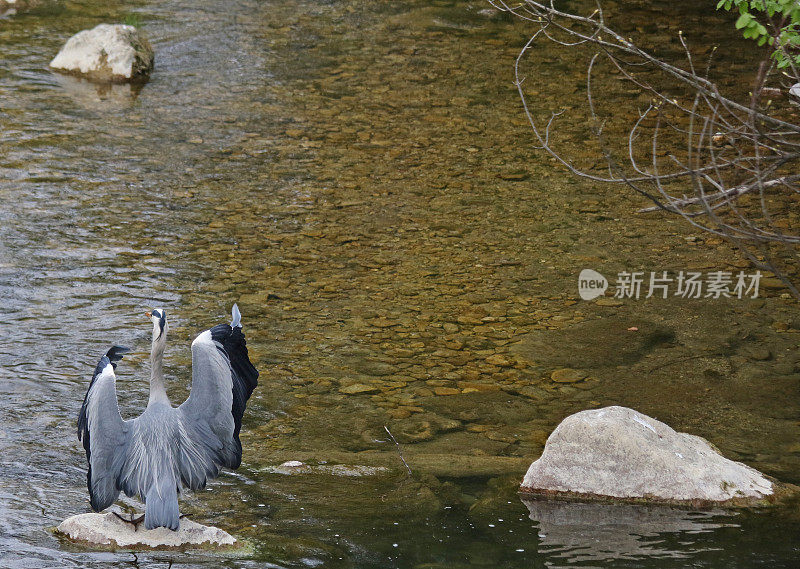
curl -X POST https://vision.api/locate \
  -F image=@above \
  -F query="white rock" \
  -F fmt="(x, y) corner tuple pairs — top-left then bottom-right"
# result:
(56, 512), (236, 550)
(521, 406), (774, 504)
(50, 24), (154, 82)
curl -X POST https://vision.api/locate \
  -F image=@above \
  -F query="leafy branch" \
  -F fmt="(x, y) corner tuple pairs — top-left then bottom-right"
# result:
(718, 0), (800, 69)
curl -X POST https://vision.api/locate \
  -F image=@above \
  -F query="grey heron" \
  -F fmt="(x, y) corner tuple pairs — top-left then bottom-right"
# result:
(77, 305), (258, 531)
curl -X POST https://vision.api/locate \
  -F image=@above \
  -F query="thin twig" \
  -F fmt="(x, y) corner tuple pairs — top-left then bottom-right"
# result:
(494, 0), (800, 298)
(384, 426), (412, 475)
(637, 175), (800, 213)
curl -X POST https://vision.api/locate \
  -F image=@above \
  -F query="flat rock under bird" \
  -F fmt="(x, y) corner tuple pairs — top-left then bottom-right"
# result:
(77, 305), (258, 530)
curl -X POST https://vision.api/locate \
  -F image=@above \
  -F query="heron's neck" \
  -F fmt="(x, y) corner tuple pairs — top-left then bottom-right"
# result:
(148, 337), (169, 405)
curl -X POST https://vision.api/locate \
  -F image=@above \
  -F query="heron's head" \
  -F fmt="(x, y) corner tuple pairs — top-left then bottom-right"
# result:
(145, 308), (168, 341)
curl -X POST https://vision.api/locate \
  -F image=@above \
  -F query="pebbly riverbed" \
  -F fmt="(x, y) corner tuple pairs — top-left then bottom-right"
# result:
(2, 0), (800, 567)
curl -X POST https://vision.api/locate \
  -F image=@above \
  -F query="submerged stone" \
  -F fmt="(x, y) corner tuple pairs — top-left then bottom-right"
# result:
(521, 406), (782, 506)
(50, 24), (154, 83)
(339, 383), (380, 394)
(56, 512), (237, 550)
(550, 368), (587, 383)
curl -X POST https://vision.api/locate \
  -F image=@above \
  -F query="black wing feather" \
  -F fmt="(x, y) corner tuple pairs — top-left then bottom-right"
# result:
(209, 323), (258, 468)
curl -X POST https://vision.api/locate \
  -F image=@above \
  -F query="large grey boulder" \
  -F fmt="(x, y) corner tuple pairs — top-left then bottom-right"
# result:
(56, 512), (237, 550)
(50, 24), (154, 83)
(521, 406), (777, 506)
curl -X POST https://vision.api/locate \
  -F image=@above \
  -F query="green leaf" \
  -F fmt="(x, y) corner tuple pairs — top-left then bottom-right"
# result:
(735, 13), (753, 29)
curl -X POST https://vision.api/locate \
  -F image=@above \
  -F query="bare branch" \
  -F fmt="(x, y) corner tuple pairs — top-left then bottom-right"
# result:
(496, 0), (800, 297)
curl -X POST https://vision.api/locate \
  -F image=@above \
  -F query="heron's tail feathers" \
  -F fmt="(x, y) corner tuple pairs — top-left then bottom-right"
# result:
(144, 478), (179, 531)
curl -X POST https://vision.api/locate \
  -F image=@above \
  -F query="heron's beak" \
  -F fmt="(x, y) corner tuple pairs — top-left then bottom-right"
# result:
(145, 311), (152, 318)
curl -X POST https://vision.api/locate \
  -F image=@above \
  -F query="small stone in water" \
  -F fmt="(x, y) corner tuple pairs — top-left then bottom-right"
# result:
(595, 298), (623, 307)
(550, 368), (588, 383)
(744, 346), (772, 361)
(486, 353), (513, 367)
(339, 383), (380, 395)
(498, 171), (529, 181)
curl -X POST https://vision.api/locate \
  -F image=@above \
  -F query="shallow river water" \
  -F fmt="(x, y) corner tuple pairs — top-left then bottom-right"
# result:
(1, 0), (800, 567)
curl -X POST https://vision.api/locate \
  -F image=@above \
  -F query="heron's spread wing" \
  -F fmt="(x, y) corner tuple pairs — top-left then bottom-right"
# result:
(177, 305), (258, 489)
(77, 346), (131, 512)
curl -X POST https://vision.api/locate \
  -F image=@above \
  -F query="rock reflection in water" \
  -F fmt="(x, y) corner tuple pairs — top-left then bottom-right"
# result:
(51, 74), (146, 109)
(522, 497), (732, 566)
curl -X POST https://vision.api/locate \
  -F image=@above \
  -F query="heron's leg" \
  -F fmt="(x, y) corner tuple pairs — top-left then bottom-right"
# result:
(112, 511), (146, 531)
(130, 514), (145, 531)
